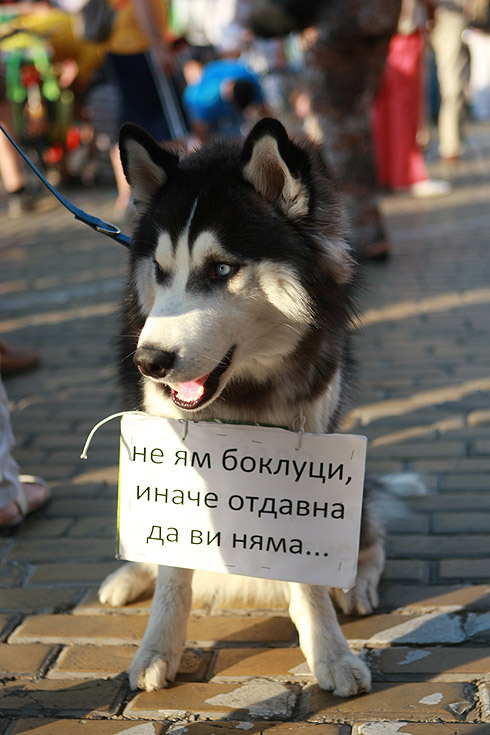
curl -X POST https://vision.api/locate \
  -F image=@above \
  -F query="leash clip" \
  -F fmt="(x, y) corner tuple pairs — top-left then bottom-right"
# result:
(96, 223), (122, 237)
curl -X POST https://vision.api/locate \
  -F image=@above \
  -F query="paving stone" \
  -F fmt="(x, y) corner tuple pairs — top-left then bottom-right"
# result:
(0, 565), (22, 585)
(7, 721), (167, 735)
(385, 515), (431, 534)
(6, 538), (116, 562)
(354, 724), (490, 734)
(0, 678), (127, 717)
(68, 517), (118, 537)
(442, 474), (490, 491)
(379, 585), (490, 612)
(411, 493), (490, 510)
(386, 535), (490, 558)
(439, 560), (490, 580)
(125, 680), (297, 720)
(0, 588), (81, 613)
(75, 589), (152, 614)
(480, 682), (490, 722)
(9, 613), (148, 645)
(165, 725), (343, 735)
(369, 441), (466, 458)
(28, 561), (120, 585)
(365, 613), (465, 646)
(382, 560), (430, 583)
(464, 612), (490, 640)
(211, 598), (288, 614)
(413, 458), (490, 473)
(378, 647), (490, 679)
(44, 498), (117, 517)
(12, 519), (72, 538)
(185, 617), (297, 646)
(0, 614), (16, 641)
(167, 725), (344, 734)
(12, 612), (295, 648)
(49, 645), (212, 681)
(338, 615), (419, 645)
(432, 512), (490, 534)
(306, 682), (476, 723)
(0, 643), (56, 675)
(212, 648), (308, 679)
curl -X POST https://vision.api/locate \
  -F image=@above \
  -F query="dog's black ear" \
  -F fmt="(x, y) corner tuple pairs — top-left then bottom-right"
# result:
(119, 124), (178, 210)
(241, 118), (310, 220)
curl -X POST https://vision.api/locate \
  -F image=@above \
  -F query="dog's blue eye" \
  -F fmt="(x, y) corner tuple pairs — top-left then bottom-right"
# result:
(216, 263), (234, 278)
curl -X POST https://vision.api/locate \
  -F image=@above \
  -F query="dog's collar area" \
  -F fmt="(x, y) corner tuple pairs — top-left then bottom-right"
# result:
(80, 410), (306, 459)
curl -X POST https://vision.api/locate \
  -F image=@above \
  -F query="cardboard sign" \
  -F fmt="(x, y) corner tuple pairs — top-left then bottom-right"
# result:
(117, 415), (367, 588)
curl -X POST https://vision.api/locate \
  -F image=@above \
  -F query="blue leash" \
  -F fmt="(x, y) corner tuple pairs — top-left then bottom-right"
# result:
(0, 123), (131, 249)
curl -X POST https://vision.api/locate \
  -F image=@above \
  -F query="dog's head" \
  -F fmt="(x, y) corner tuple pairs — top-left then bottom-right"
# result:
(120, 118), (355, 415)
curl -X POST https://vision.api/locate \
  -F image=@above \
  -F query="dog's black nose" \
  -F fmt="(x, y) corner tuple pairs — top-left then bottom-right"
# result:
(134, 346), (176, 379)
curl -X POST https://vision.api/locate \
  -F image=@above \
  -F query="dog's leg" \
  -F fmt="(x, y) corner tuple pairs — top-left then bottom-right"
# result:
(98, 562), (157, 607)
(329, 540), (385, 616)
(288, 582), (371, 696)
(129, 565), (193, 691)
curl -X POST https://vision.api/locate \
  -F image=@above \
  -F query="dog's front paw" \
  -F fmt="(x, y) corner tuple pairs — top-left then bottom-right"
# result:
(98, 569), (137, 607)
(314, 652), (371, 697)
(129, 646), (179, 691)
(98, 563), (156, 607)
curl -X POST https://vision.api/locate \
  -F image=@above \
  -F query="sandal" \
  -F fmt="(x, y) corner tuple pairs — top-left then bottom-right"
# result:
(0, 475), (51, 530)
(357, 240), (391, 262)
(0, 339), (40, 377)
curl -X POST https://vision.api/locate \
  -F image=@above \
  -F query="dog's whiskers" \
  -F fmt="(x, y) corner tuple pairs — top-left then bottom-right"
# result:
(121, 350), (137, 363)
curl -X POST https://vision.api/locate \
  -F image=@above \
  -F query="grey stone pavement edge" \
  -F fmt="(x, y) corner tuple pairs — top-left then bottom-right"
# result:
(0, 123), (489, 734)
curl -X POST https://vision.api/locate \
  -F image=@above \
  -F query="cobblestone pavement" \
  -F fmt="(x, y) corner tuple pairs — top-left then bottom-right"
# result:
(1, 124), (490, 734)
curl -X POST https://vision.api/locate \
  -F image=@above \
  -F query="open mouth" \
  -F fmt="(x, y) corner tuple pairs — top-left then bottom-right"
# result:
(168, 347), (235, 411)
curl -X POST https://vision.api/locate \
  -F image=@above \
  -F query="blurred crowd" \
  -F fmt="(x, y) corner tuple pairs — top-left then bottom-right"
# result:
(1, 0), (490, 256)
(3, 0), (490, 528)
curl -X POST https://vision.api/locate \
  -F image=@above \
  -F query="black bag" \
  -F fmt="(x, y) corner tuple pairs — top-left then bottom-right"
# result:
(248, 0), (320, 37)
(80, 0), (115, 43)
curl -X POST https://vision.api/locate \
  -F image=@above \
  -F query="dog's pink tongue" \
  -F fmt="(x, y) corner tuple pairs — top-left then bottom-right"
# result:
(174, 375), (209, 402)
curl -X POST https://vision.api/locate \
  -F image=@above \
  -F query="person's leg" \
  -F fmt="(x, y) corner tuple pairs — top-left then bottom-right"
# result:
(387, 31), (429, 189)
(0, 120), (25, 193)
(305, 34), (394, 258)
(0, 376), (24, 516)
(110, 142), (131, 216)
(108, 52), (172, 141)
(0, 101), (25, 194)
(0, 104), (41, 218)
(0, 375), (50, 527)
(106, 52), (173, 218)
(431, 7), (466, 159)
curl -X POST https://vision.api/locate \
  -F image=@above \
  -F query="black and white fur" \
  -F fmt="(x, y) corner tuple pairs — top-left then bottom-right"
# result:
(99, 119), (408, 696)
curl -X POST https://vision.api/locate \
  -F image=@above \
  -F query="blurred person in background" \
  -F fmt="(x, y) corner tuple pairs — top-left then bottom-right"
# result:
(106, 0), (188, 218)
(56, 0), (188, 218)
(183, 57), (265, 140)
(461, 0), (490, 122)
(373, 0), (451, 197)
(0, 370), (50, 531)
(248, 0), (402, 261)
(431, 0), (467, 161)
(0, 114), (37, 216)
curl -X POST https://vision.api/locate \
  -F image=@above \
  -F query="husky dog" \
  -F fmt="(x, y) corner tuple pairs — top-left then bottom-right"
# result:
(99, 118), (388, 697)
